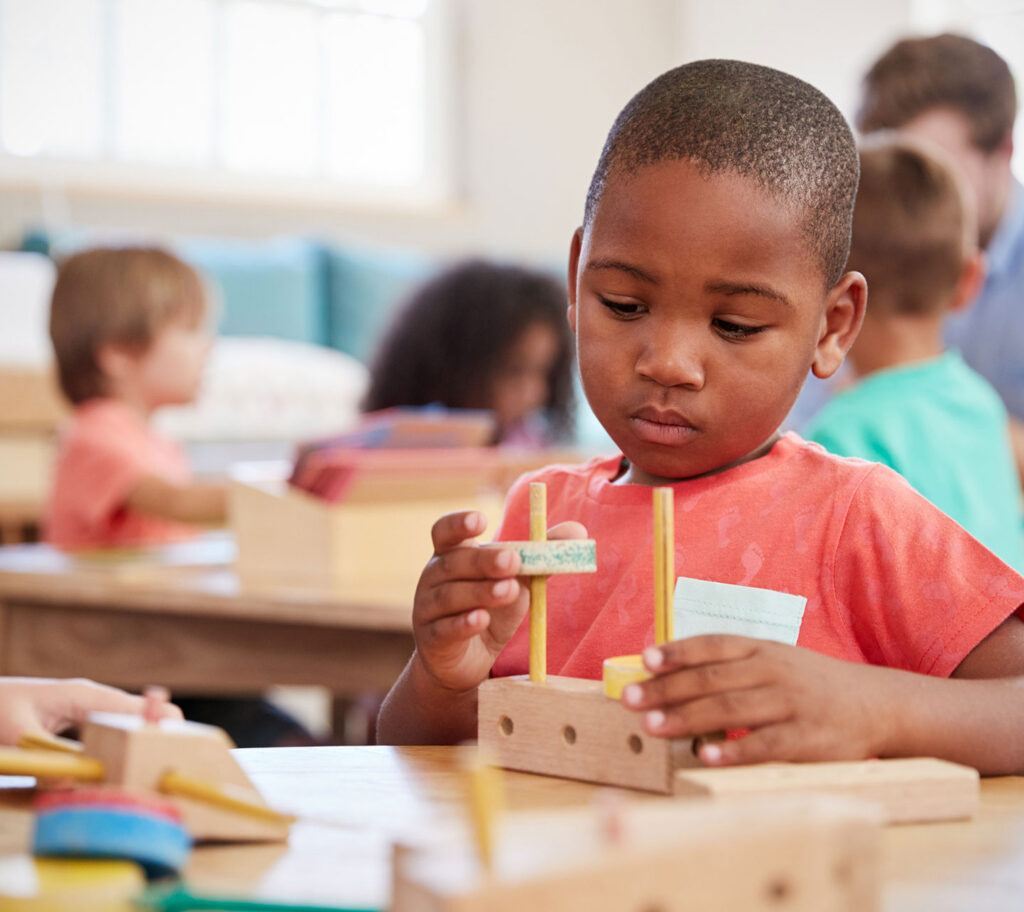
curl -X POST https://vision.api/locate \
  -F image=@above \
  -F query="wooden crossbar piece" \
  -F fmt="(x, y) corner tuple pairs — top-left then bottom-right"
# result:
(392, 792), (881, 912)
(673, 757), (979, 824)
(478, 675), (699, 793)
(482, 540), (597, 575)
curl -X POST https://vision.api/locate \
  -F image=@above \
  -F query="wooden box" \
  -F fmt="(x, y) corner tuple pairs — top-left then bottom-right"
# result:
(230, 465), (504, 595)
(0, 366), (65, 432)
(393, 794), (881, 912)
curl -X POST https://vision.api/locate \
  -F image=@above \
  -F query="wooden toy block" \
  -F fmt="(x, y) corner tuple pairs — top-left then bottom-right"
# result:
(230, 473), (503, 593)
(481, 540), (597, 575)
(477, 675), (699, 793)
(392, 792), (881, 912)
(80, 712), (291, 842)
(672, 756), (979, 824)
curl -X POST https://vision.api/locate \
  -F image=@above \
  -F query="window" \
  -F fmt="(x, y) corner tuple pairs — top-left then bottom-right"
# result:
(0, 0), (451, 205)
(911, 0), (1024, 180)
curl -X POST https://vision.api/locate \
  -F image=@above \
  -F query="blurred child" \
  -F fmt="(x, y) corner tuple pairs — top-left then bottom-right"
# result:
(0, 677), (182, 746)
(378, 60), (1024, 777)
(806, 137), (1023, 569)
(362, 259), (575, 446)
(46, 247), (226, 549)
(45, 247), (313, 748)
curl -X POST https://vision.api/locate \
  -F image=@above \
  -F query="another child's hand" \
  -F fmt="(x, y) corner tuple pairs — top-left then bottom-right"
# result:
(0, 677), (184, 746)
(413, 510), (587, 694)
(622, 635), (891, 766)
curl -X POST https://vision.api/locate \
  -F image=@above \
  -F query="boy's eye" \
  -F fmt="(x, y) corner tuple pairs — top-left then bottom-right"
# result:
(713, 318), (767, 340)
(599, 297), (646, 318)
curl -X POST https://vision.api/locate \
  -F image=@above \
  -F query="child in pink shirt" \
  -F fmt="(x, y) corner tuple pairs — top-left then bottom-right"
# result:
(46, 247), (226, 549)
(377, 60), (1024, 777)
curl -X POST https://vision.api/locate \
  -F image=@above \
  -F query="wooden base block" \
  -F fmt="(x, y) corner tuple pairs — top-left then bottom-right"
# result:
(478, 676), (697, 793)
(393, 794), (881, 912)
(81, 713), (289, 842)
(673, 757), (979, 824)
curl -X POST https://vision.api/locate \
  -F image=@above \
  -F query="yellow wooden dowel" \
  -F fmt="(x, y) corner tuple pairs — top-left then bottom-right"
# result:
(158, 769), (296, 826)
(465, 750), (503, 872)
(0, 747), (104, 781)
(17, 731), (84, 754)
(660, 487), (675, 642)
(529, 483), (547, 683)
(654, 489), (666, 645)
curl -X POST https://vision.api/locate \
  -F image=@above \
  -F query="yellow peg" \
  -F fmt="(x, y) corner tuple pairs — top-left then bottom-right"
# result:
(529, 482), (547, 683)
(464, 750), (503, 872)
(0, 747), (104, 781)
(654, 487), (675, 644)
(158, 769), (297, 826)
(17, 731), (84, 754)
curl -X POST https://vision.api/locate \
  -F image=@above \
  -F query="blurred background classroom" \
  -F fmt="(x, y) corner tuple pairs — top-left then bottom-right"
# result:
(1, 0), (1022, 745)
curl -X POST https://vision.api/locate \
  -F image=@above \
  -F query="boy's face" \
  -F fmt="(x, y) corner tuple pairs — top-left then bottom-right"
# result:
(569, 158), (864, 483)
(126, 319), (212, 410)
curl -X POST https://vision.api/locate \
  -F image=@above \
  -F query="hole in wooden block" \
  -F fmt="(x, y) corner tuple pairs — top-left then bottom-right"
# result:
(499, 715), (514, 736)
(766, 878), (791, 902)
(628, 734), (643, 755)
(562, 725), (577, 745)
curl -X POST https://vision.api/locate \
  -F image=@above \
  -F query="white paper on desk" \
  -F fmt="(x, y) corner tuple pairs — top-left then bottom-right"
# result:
(672, 577), (807, 645)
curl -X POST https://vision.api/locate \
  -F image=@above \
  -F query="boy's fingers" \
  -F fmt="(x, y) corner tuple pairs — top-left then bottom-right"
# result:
(420, 544), (522, 591)
(643, 634), (759, 673)
(424, 608), (492, 646)
(622, 658), (766, 710)
(547, 521), (588, 540)
(417, 578), (522, 624)
(639, 687), (788, 739)
(698, 723), (798, 767)
(431, 511), (487, 554)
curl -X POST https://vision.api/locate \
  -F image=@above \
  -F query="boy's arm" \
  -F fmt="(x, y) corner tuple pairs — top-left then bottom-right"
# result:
(376, 509), (588, 745)
(125, 475), (228, 525)
(622, 616), (1024, 775)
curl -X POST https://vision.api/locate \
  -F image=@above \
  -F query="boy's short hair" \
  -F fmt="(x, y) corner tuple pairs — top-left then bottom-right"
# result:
(848, 136), (975, 316)
(584, 59), (859, 286)
(857, 34), (1016, 153)
(50, 247), (207, 404)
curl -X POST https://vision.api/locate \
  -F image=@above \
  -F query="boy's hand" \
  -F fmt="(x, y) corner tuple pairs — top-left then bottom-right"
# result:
(621, 635), (892, 766)
(412, 510), (587, 694)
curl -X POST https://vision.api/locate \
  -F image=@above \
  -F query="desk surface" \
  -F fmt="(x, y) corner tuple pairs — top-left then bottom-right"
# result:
(0, 538), (415, 693)
(2, 746), (1022, 911)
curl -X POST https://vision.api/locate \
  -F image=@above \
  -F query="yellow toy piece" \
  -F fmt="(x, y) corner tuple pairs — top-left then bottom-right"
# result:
(0, 856), (143, 912)
(601, 654), (651, 699)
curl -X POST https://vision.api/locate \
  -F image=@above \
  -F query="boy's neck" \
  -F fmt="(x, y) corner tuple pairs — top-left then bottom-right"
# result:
(847, 312), (946, 378)
(102, 385), (155, 421)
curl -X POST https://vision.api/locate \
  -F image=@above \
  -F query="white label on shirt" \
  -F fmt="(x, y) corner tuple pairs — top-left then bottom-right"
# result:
(672, 576), (807, 646)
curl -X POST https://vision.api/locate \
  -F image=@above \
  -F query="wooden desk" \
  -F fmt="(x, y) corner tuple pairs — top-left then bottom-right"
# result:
(0, 537), (414, 696)
(2, 746), (1022, 910)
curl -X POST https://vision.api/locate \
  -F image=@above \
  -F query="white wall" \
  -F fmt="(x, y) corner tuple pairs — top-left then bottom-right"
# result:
(0, 0), (923, 263)
(674, 0), (915, 120)
(0, 0), (680, 264)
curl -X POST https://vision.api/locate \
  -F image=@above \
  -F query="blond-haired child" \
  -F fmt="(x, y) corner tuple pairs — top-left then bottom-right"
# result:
(378, 60), (1024, 776)
(807, 136), (1023, 569)
(46, 247), (225, 549)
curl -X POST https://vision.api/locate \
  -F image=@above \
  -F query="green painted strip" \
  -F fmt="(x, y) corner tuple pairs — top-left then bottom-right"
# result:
(483, 540), (597, 575)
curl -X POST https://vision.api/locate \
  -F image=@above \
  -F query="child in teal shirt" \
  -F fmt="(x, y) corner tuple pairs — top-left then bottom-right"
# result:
(807, 137), (1024, 569)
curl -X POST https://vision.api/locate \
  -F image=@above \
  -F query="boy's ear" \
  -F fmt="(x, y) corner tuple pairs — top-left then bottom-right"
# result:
(811, 270), (867, 380)
(949, 250), (987, 313)
(95, 342), (141, 384)
(567, 227), (583, 333)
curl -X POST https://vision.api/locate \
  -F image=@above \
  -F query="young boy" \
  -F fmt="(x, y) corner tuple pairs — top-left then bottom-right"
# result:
(46, 247), (226, 549)
(377, 60), (1024, 776)
(805, 137), (1024, 570)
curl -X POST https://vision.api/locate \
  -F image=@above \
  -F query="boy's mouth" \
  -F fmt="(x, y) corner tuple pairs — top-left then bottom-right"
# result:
(629, 407), (698, 445)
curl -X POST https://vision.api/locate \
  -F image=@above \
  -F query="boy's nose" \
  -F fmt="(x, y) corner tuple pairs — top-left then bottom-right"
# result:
(635, 331), (706, 390)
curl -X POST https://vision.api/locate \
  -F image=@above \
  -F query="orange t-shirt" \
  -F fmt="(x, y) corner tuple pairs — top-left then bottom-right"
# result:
(491, 433), (1024, 680)
(46, 399), (197, 550)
